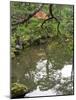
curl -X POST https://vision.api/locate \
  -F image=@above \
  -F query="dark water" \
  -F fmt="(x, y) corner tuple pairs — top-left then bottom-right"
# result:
(11, 39), (74, 97)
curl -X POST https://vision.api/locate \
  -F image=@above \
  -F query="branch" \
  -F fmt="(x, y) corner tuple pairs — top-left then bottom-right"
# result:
(12, 4), (43, 26)
(49, 4), (54, 17)
(41, 16), (53, 28)
(54, 17), (61, 34)
(41, 4), (61, 35)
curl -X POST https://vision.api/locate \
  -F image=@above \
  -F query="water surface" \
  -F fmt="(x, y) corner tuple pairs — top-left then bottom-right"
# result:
(11, 40), (74, 97)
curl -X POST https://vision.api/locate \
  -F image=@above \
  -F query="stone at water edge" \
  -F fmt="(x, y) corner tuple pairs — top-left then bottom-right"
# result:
(11, 82), (29, 98)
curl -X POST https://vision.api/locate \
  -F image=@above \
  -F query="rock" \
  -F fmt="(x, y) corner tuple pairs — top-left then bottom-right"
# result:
(11, 82), (29, 98)
(16, 44), (22, 50)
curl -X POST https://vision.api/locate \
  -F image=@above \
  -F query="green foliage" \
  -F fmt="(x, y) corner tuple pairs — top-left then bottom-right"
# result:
(11, 2), (74, 61)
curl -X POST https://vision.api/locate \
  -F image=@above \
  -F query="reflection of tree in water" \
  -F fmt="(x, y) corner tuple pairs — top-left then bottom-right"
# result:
(55, 78), (74, 95)
(12, 47), (38, 90)
(37, 66), (73, 95)
(37, 68), (61, 91)
(35, 41), (74, 95)
(47, 41), (73, 69)
(12, 40), (74, 95)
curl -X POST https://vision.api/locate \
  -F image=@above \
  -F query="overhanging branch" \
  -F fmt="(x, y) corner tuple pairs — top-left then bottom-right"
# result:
(41, 4), (61, 35)
(12, 4), (43, 26)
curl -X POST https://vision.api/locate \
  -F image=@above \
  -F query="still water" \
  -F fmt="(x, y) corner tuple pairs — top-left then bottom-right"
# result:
(11, 40), (74, 97)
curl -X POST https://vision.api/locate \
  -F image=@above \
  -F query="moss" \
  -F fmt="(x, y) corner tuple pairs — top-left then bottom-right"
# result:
(11, 82), (28, 98)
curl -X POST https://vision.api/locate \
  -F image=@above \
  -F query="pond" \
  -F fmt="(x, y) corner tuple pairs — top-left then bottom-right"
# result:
(11, 39), (74, 97)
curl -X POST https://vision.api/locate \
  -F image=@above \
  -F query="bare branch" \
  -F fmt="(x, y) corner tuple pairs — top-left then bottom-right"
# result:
(41, 4), (61, 35)
(12, 4), (43, 26)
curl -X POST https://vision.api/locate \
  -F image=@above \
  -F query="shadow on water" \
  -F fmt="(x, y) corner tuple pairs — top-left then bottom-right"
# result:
(11, 39), (74, 97)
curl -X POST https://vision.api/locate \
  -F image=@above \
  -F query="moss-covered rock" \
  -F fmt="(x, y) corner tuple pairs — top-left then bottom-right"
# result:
(11, 82), (28, 98)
